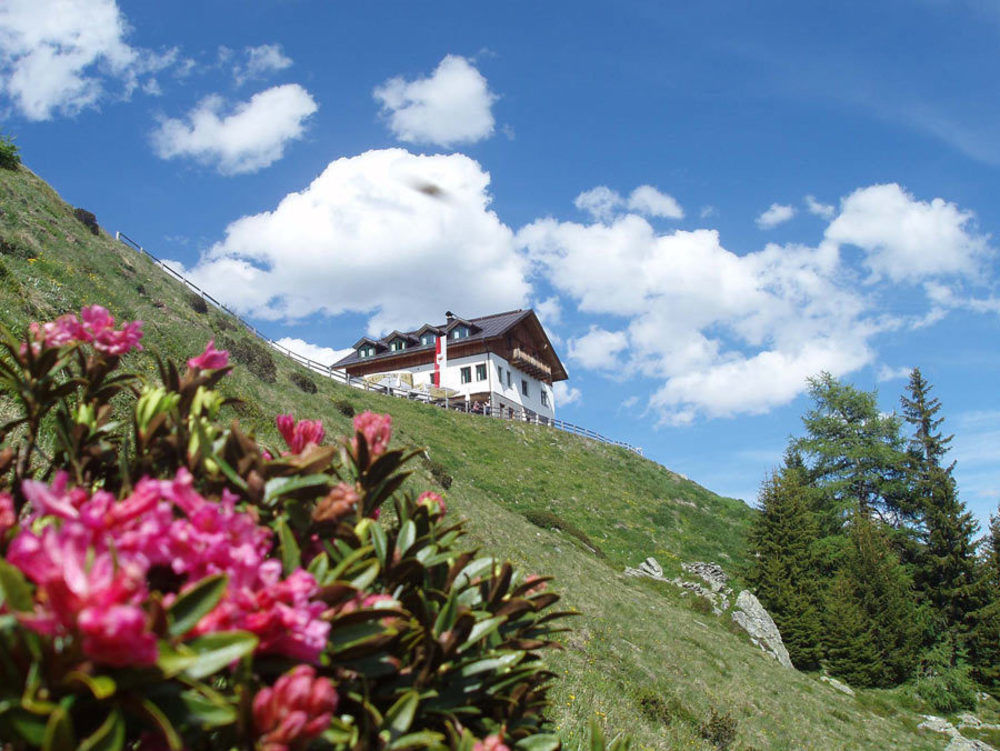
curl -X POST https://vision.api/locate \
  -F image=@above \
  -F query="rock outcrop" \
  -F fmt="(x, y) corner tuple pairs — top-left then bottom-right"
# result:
(819, 675), (855, 696)
(625, 557), (793, 668)
(918, 715), (998, 751)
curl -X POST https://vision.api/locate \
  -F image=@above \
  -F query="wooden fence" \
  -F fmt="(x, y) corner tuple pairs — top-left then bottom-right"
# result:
(115, 231), (644, 457)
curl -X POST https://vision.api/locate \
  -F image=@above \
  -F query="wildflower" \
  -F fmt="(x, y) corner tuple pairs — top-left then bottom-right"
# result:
(0, 492), (14, 535)
(417, 490), (446, 516)
(187, 338), (229, 370)
(312, 482), (360, 523)
(276, 414), (325, 454)
(80, 305), (143, 355)
(253, 665), (338, 751)
(473, 732), (510, 751)
(351, 411), (392, 463)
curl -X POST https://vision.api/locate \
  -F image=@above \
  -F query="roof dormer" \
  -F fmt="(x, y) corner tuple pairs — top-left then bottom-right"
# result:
(414, 324), (444, 347)
(444, 315), (478, 340)
(353, 336), (379, 359)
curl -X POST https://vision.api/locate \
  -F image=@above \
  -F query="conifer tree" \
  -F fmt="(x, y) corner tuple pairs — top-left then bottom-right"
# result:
(901, 369), (980, 648)
(793, 373), (909, 531)
(746, 459), (824, 669)
(823, 515), (921, 687)
(969, 507), (1000, 690)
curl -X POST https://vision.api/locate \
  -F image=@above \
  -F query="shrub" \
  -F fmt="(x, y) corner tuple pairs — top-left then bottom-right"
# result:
(0, 133), (19, 170)
(290, 370), (318, 394)
(334, 398), (356, 417)
(699, 708), (738, 750)
(911, 665), (978, 714)
(426, 458), (454, 489)
(0, 305), (621, 750)
(218, 334), (277, 383)
(186, 291), (209, 314)
(73, 207), (99, 235)
(0, 237), (34, 260)
(524, 509), (606, 558)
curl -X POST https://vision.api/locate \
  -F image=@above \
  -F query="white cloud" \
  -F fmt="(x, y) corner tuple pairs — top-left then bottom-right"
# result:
(182, 148), (529, 335)
(574, 186), (623, 222)
(575, 185), (684, 222)
(876, 364), (911, 381)
(567, 327), (629, 370)
(234, 44), (292, 85)
(825, 183), (989, 283)
(274, 337), (352, 367)
(0, 0), (173, 120)
(373, 55), (496, 147)
(627, 185), (684, 219)
(151, 84), (318, 174)
(700, 206), (718, 219)
(756, 203), (796, 229)
(535, 296), (562, 327)
(804, 195), (834, 219)
(553, 381), (582, 406)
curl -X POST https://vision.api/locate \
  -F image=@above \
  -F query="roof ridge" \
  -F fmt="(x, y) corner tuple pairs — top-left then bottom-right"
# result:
(470, 308), (527, 322)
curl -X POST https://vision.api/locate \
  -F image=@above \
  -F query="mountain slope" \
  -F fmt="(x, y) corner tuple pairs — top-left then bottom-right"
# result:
(0, 164), (948, 750)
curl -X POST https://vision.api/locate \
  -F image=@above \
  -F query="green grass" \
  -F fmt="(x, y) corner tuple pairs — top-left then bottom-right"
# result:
(0, 163), (955, 750)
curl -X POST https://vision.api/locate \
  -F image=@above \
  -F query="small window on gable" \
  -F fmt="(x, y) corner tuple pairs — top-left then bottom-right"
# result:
(506, 370), (511, 388)
(420, 333), (435, 346)
(358, 345), (373, 359)
(541, 389), (549, 407)
(460, 366), (472, 384)
(475, 363), (487, 381)
(450, 325), (469, 340)
(521, 379), (529, 397)
(389, 339), (407, 352)
(496, 364), (503, 382)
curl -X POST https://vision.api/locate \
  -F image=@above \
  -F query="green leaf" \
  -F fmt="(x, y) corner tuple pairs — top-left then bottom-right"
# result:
(78, 709), (125, 751)
(463, 615), (506, 647)
(350, 561), (380, 591)
(396, 520), (416, 557)
(179, 690), (237, 728)
(64, 672), (116, 700)
(370, 521), (388, 566)
(8, 709), (47, 745)
(0, 560), (33, 612)
(41, 706), (74, 751)
(140, 699), (183, 751)
(264, 474), (330, 506)
(433, 592), (459, 637)
(167, 574), (228, 637)
(515, 735), (561, 751)
(182, 631), (258, 679)
(277, 517), (302, 575)
(388, 729), (446, 749)
(384, 690), (419, 737)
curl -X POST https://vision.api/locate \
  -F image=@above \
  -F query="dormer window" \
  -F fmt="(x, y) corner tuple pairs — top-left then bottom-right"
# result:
(358, 345), (375, 359)
(449, 325), (469, 340)
(389, 339), (407, 352)
(420, 333), (435, 346)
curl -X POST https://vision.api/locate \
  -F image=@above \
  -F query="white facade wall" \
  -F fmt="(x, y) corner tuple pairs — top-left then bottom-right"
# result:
(368, 351), (556, 419)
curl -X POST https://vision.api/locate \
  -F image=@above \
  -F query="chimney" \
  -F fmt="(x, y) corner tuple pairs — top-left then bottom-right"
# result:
(445, 311), (455, 321)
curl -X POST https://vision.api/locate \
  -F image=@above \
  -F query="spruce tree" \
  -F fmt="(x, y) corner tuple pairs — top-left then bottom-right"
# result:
(901, 369), (980, 649)
(793, 373), (909, 531)
(746, 460), (824, 669)
(823, 515), (921, 687)
(969, 507), (1000, 690)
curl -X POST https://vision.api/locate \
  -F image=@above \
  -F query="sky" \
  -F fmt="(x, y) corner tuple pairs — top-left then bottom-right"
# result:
(3, 0), (1000, 528)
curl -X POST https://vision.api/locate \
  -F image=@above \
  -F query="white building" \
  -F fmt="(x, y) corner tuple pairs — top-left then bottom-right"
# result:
(331, 309), (569, 420)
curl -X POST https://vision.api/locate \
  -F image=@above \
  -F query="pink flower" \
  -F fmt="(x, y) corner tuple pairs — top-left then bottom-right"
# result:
(80, 305), (143, 355)
(0, 492), (16, 535)
(78, 603), (157, 666)
(473, 733), (510, 751)
(187, 339), (229, 370)
(351, 411), (392, 464)
(253, 666), (338, 751)
(417, 491), (446, 516)
(276, 414), (325, 454)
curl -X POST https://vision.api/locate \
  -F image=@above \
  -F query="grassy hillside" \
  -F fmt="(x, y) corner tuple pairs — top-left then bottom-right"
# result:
(0, 163), (958, 750)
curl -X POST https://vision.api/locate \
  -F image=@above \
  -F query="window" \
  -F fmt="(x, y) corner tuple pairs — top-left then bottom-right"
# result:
(450, 325), (469, 340)
(475, 363), (487, 381)
(358, 345), (373, 359)
(389, 339), (407, 352)
(460, 366), (472, 384)
(541, 389), (549, 407)
(420, 333), (435, 346)
(506, 370), (511, 388)
(521, 379), (529, 397)
(496, 364), (503, 382)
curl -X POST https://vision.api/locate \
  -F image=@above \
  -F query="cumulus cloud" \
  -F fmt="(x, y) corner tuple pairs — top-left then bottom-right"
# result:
(373, 55), (496, 147)
(553, 381), (582, 406)
(0, 0), (173, 119)
(804, 195), (835, 219)
(181, 148), (529, 335)
(825, 183), (989, 283)
(575, 185), (683, 222)
(274, 337), (352, 367)
(151, 84), (318, 174)
(877, 364), (911, 382)
(568, 327), (629, 370)
(234, 44), (292, 85)
(535, 296), (562, 327)
(756, 203), (796, 229)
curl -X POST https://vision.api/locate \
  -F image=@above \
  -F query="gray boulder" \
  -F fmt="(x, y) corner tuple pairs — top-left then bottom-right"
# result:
(731, 590), (794, 669)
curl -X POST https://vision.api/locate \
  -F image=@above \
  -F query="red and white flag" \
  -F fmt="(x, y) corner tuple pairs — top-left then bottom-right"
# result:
(433, 335), (447, 387)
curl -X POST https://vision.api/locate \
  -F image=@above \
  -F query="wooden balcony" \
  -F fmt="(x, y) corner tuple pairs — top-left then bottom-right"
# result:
(511, 347), (552, 380)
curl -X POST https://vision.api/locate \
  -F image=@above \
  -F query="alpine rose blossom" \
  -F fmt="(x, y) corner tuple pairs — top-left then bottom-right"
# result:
(473, 733), (511, 751)
(24, 306), (143, 355)
(351, 411), (392, 463)
(312, 482), (360, 522)
(0, 492), (15, 535)
(417, 491), (446, 516)
(276, 414), (325, 454)
(187, 338), (229, 370)
(253, 665), (339, 751)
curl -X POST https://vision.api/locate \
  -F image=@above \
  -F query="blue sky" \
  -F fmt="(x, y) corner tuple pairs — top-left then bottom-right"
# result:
(3, 0), (1000, 528)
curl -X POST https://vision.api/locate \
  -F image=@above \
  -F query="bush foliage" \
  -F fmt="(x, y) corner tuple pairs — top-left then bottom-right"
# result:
(0, 133), (20, 170)
(73, 207), (100, 236)
(0, 306), (626, 751)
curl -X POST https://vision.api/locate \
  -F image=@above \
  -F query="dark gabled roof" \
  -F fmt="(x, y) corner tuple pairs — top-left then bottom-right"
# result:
(385, 330), (419, 344)
(332, 309), (534, 369)
(414, 323), (444, 337)
(352, 336), (379, 349)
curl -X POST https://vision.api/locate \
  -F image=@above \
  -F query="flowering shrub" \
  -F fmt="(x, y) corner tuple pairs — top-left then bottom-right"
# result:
(0, 307), (629, 750)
